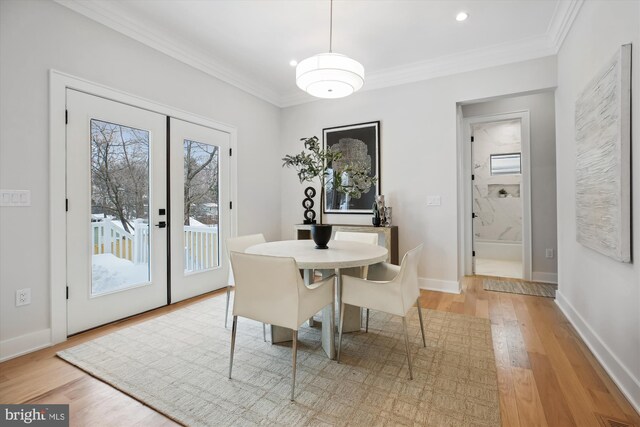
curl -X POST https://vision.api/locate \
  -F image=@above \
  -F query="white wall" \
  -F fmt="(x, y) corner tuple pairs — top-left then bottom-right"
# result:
(554, 0), (640, 412)
(281, 56), (557, 292)
(0, 0), (281, 357)
(462, 92), (558, 279)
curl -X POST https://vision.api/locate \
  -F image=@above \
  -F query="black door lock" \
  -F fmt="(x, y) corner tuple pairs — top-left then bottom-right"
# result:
(156, 221), (167, 228)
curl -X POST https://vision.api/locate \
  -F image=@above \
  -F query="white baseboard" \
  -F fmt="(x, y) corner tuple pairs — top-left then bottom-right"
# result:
(555, 291), (640, 414)
(419, 277), (461, 294)
(0, 328), (52, 362)
(532, 271), (558, 284)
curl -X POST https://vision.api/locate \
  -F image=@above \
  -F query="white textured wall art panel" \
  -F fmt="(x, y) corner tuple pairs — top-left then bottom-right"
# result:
(575, 44), (631, 262)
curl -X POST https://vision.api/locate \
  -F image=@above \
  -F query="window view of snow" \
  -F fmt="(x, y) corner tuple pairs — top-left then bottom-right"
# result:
(92, 253), (149, 294)
(91, 119), (151, 295)
(183, 140), (220, 273)
(88, 124), (221, 296)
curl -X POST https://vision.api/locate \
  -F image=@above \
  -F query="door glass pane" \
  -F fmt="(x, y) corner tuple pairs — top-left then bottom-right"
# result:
(183, 140), (220, 273)
(91, 119), (150, 295)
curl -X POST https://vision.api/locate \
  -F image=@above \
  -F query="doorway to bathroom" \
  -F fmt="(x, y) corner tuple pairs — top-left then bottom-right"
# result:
(465, 112), (531, 280)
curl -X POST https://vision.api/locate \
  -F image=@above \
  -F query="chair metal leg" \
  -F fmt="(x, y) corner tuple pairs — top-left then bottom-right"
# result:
(417, 298), (426, 347)
(402, 317), (414, 380)
(365, 308), (369, 333)
(263, 323), (267, 342)
(337, 302), (345, 363)
(291, 330), (298, 401)
(228, 316), (238, 379)
(329, 300), (336, 359)
(224, 286), (231, 328)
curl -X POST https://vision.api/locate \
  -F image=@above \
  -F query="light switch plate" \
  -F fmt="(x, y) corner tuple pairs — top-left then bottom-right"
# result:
(427, 195), (441, 206)
(0, 190), (31, 207)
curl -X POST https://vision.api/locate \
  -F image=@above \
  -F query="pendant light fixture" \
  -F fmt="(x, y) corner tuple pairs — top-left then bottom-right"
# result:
(296, 0), (365, 98)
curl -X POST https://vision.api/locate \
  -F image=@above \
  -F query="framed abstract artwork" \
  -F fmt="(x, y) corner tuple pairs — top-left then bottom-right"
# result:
(575, 44), (631, 262)
(323, 121), (380, 214)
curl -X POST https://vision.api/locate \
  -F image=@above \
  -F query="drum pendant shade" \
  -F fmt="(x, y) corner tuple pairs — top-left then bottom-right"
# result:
(295, 0), (365, 99)
(296, 53), (365, 99)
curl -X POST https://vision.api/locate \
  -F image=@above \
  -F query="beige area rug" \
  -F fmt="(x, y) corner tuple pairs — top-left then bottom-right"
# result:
(483, 277), (557, 298)
(58, 295), (500, 426)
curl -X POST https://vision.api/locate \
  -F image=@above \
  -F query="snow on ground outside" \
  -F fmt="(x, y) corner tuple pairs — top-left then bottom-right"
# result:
(91, 221), (217, 294)
(92, 253), (149, 295)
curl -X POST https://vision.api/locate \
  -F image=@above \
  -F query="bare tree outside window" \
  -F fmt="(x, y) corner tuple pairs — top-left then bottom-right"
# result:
(91, 120), (149, 232)
(183, 140), (219, 226)
(90, 119), (151, 295)
(90, 126), (221, 284)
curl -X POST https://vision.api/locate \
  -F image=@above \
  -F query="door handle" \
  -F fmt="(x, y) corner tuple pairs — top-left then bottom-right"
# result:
(155, 221), (167, 228)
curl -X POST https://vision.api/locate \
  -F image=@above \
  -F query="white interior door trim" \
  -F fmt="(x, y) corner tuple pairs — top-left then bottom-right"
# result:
(460, 110), (532, 280)
(49, 69), (237, 344)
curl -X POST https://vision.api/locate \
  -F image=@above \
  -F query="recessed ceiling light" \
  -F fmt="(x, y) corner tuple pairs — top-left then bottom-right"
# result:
(289, 60), (298, 67)
(456, 11), (468, 22)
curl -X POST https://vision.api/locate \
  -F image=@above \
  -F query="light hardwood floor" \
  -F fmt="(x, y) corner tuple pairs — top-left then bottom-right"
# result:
(1, 277), (638, 426)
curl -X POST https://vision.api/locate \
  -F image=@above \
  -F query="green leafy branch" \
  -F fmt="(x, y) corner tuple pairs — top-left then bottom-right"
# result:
(282, 136), (377, 223)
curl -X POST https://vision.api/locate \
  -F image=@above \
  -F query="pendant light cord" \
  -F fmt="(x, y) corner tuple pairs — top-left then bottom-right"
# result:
(329, 0), (333, 53)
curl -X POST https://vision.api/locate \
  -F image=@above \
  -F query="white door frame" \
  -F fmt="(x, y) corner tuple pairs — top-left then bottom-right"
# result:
(460, 110), (532, 280)
(49, 70), (238, 344)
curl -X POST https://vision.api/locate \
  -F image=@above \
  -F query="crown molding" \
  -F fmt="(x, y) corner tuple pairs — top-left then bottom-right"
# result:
(280, 0), (583, 108)
(53, 0), (283, 107)
(547, 0), (584, 52)
(55, 0), (583, 109)
(280, 34), (556, 108)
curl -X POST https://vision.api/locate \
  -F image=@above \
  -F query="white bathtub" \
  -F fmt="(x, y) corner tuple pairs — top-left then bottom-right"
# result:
(475, 239), (522, 261)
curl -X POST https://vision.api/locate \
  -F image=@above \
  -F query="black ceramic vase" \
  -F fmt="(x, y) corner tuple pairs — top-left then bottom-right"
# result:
(311, 224), (332, 249)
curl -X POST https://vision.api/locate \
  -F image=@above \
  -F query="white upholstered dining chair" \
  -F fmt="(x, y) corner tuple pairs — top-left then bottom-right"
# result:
(337, 244), (426, 380)
(225, 234), (266, 338)
(228, 252), (335, 401)
(334, 231), (379, 331)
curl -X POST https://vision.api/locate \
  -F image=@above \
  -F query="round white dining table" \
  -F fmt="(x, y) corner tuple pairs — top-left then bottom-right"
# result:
(246, 239), (388, 269)
(246, 239), (388, 359)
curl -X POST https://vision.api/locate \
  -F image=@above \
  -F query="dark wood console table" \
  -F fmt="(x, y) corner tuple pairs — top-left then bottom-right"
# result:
(294, 224), (399, 265)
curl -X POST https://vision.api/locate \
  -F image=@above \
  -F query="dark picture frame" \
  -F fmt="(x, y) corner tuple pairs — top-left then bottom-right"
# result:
(323, 121), (380, 214)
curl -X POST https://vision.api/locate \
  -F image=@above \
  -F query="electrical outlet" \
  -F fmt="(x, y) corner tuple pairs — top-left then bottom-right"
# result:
(16, 288), (31, 306)
(545, 248), (554, 259)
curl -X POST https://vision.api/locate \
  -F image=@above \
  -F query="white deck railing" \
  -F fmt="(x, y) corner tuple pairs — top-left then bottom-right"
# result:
(92, 218), (149, 264)
(92, 219), (218, 271)
(184, 225), (219, 272)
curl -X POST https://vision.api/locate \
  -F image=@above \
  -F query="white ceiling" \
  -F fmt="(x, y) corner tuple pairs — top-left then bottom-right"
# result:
(56, 0), (582, 107)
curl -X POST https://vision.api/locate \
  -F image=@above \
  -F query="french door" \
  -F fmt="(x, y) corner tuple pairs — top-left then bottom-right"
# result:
(169, 118), (230, 303)
(66, 90), (167, 334)
(66, 90), (231, 334)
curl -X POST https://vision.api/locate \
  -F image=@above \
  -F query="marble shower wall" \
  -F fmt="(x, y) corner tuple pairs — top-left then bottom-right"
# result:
(472, 119), (522, 243)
